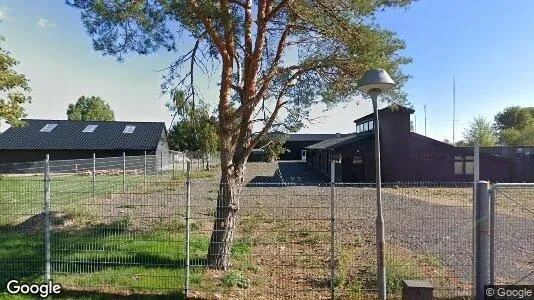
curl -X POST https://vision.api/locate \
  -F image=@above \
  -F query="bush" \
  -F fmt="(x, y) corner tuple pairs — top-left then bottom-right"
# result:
(221, 271), (249, 288)
(263, 139), (287, 162)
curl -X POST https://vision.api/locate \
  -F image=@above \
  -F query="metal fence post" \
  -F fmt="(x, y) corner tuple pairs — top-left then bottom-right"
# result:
(489, 186), (495, 285)
(160, 151), (163, 173)
(172, 152), (175, 178)
(330, 161), (336, 300)
(144, 151), (147, 191)
(123, 152), (126, 193)
(92, 153), (96, 199)
(472, 141), (480, 296)
(183, 151), (186, 172)
(44, 154), (51, 282)
(475, 181), (490, 300)
(185, 161), (192, 297)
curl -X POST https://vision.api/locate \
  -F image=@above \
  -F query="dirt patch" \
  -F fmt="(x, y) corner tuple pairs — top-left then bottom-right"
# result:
(6, 212), (75, 233)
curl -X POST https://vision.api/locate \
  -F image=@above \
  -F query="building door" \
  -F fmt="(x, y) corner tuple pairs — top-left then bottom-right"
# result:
(351, 155), (365, 182)
(341, 155), (364, 182)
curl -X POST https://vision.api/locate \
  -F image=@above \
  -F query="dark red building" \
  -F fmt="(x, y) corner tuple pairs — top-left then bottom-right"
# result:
(306, 106), (515, 183)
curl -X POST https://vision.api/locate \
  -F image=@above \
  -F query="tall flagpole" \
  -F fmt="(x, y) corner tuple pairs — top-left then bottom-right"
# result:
(453, 76), (456, 144)
(424, 104), (427, 136)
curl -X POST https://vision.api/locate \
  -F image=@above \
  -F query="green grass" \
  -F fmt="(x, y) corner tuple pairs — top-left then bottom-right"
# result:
(0, 223), (209, 295)
(0, 175), (150, 226)
(0, 213), (255, 296)
(0, 167), (219, 226)
(171, 170), (215, 181)
(0, 168), (226, 296)
(221, 271), (249, 288)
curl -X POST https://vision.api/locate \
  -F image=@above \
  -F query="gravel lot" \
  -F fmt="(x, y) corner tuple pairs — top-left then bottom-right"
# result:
(240, 162), (534, 290)
(50, 160), (532, 297)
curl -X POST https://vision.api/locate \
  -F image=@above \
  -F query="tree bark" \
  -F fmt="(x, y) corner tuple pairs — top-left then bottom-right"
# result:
(207, 161), (244, 269)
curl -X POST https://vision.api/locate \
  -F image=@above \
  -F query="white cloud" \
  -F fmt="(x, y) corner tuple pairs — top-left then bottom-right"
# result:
(37, 18), (55, 28)
(0, 6), (10, 21)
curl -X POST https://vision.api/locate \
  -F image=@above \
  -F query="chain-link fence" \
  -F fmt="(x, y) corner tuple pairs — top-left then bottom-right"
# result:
(490, 183), (534, 286)
(1, 159), (481, 298)
(0, 151), (220, 176)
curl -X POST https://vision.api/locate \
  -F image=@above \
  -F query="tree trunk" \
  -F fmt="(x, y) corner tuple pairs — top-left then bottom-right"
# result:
(207, 164), (243, 269)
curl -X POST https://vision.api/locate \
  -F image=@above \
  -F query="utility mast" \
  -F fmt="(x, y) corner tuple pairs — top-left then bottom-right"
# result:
(453, 76), (456, 144)
(424, 104), (427, 136)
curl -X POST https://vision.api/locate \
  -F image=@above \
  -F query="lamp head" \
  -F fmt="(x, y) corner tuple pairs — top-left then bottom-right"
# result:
(357, 69), (396, 94)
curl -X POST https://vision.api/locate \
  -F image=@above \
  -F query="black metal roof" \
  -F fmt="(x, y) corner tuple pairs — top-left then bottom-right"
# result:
(410, 133), (511, 162)
(306, 132), (373, 150)
(252, 132), (351, 142)
(353, 105), (415, 124)
(286, 133), (349, 142)
(0, 119), (166, 151)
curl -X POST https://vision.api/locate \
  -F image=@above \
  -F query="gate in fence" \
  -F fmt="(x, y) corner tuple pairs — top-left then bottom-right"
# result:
(490, 183), (534, 285)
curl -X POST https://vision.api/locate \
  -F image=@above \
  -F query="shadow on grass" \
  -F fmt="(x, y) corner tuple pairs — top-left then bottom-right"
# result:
(52, 290), (188, 300)
(0, 216), (210, 295)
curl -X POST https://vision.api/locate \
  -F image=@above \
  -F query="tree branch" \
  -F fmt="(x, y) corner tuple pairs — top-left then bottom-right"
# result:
(247, 98), (286, 153)
(188, 0), (229, 60)
(265, 0), (292, 21)
(228, 0), (247, 8)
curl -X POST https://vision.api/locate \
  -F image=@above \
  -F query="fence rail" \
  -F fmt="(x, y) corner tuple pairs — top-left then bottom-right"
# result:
(1, 158), (513, 298)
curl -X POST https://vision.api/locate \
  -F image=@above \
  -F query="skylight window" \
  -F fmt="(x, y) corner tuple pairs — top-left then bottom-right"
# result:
(123, 125), (136, 133)
(82, 125), (98, 133)
(40, 124), (58, 132)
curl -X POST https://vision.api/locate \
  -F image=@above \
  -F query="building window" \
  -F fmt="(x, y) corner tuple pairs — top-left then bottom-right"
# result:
(454, 155), (474, 175)
(40, 124), (58, 132)
(353, 155), (363, 164)
(356, 120), (374, 134)
(123, 125), (136, 133)
(82, 124), (98, 133)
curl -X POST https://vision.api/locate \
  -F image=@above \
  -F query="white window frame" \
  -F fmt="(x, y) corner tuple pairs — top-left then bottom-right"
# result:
(454, 155), (474, 175)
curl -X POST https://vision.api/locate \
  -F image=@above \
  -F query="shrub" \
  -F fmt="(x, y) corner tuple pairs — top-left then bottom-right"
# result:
(221, 271), (249, 288)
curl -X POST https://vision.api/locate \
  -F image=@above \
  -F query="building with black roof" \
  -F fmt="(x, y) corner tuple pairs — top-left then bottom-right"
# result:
(251, 131), (351, 161)
(0, 119), (169, 165)
(305, 106), (516, 183)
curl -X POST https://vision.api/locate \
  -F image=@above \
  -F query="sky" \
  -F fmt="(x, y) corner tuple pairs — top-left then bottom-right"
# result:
(1, 1), (533, 142)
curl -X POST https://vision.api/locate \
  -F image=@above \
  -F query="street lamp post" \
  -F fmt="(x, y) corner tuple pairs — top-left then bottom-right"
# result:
(357, 69), (396, 300)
